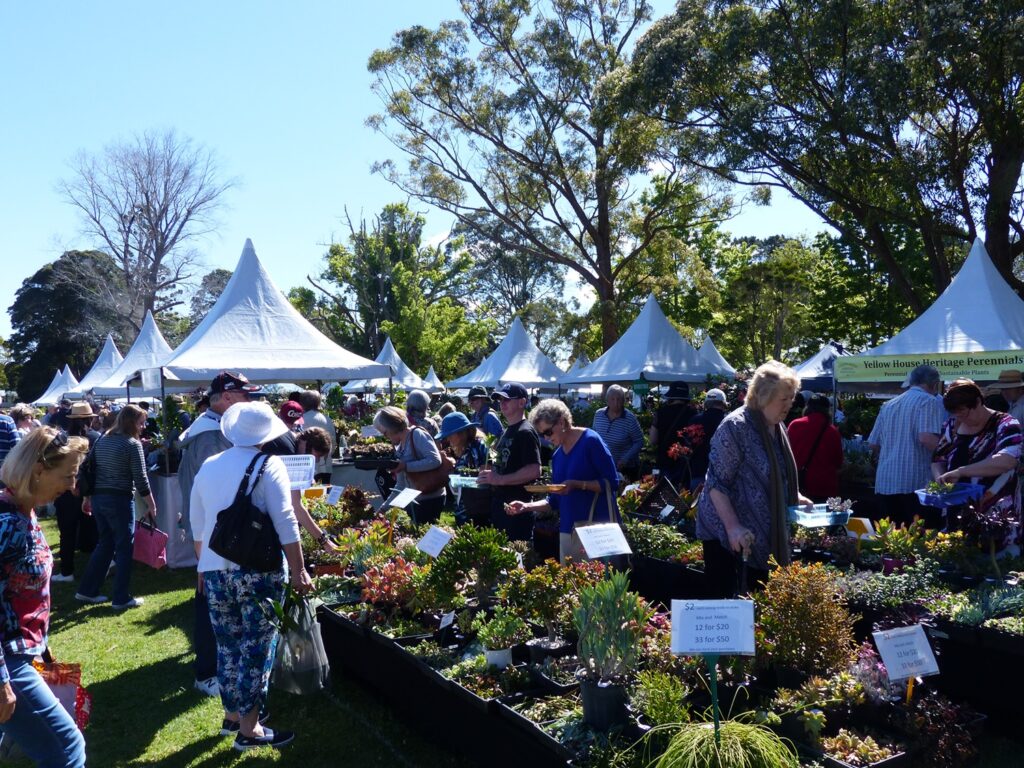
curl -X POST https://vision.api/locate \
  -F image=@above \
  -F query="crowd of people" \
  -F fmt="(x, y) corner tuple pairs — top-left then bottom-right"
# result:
(0, 359), (1021, 763)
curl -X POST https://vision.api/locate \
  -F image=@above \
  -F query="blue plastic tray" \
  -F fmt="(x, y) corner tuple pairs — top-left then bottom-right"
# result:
(915, 482), (984, 508)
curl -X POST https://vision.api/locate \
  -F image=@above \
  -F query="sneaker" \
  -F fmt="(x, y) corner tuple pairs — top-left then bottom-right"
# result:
(220, 709), (270, 736)
(233, 728), (294, 751)
(75, 593), (108, 604)
(194, 677), (220, 697)
(51, 574), (74, 583)
(112, 597), (144, 610)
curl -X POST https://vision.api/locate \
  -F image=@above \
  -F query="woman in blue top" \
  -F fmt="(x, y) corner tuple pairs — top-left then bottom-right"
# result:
(506, 399), (618, 562)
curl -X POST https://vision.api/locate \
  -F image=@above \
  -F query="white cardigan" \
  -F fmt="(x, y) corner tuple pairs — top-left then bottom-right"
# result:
(190, 446), (301, 573)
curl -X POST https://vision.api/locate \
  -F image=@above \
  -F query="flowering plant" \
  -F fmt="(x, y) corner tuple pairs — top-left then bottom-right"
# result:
(666, 423), (705, 462)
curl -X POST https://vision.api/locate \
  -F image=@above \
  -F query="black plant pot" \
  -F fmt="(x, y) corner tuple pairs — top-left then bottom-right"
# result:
(580, 679), (628, 731)
(526, 636), (573, 665)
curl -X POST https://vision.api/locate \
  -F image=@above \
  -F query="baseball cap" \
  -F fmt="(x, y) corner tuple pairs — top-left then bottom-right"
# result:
(491, 382), (529, 400)
(278, 400), (304, 426)
(208, 371), (260, 396)
(467, 385), (489, 400)
(704, 388), (727, 404)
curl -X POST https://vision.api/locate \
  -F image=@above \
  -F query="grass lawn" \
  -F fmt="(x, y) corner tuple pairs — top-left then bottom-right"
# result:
(22, 517), (470, 768)
(11, 517), (1019, 767)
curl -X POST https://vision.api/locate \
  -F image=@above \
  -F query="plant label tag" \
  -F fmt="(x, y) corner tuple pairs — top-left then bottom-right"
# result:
(361, 425), (381, 438)
(326, 486), (343, 505)
(872, 625), (939, 682)
(439, 611), (455, 630)
(846, 517), (875, 539)
(515, 551), (525, 570)
(279, 454), (316, 490)
(574, 523), (632, 559)
(670, 599), (756, 656)
(385, 487), (422, 510)
(417, 526), (453, 558)
(659, 504), (674, 519)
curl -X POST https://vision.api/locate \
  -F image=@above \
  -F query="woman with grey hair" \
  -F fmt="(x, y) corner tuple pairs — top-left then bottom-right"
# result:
(697, 361), (814, 598)
(506, 399), (618, 562)
(374, 406), (446, 523)
(405, 389), (439, 437)
(591, 384), (644, 481)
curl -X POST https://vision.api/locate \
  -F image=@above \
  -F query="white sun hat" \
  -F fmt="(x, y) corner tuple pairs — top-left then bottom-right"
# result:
(220, 401), (290, 447)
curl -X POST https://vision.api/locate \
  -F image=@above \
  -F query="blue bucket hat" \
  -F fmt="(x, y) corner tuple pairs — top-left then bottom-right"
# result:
(436, 412), (475, 440)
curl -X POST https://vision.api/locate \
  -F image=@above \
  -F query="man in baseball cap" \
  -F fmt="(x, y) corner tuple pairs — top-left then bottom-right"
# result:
(207, 371), (261, 397)
(278, 400), (305, 431)
(479, 382), (540, 541)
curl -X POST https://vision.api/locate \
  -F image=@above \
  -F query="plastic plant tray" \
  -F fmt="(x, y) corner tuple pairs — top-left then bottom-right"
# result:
(914, 482), (984, 508)
(787, 504), (851, 527)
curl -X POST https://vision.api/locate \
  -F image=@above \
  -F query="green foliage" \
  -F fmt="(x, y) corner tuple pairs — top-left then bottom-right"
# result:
(835, 558), (941, 609)
(865, 518), (937, 560)
(472, 605), (532, 650)
(623, 519), (703, 564)
(633, 670), (691, 727)
(574, 570), (653, 683)
(423, 524), (517, 607)
(754, 561), (856, 677)
(653, 719), (799, 768)
(500, 558), (607, 640)
(821, 729), (899, 767)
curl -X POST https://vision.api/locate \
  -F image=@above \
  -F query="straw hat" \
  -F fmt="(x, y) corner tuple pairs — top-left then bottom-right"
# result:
(987, 370), (1024, 390)
(220, 401), (289, 447)
(68, 402), (95, 419)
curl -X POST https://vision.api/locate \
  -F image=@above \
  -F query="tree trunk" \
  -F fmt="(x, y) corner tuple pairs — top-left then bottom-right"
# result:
(984, 142), (1024, 297)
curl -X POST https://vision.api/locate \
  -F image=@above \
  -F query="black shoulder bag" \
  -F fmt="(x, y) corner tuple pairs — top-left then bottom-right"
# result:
(208, 454), (283, 571)
(76, 436), (100, 497)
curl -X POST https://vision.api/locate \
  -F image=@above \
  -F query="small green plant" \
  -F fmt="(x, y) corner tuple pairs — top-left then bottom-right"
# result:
(653, 718), (799, 768)
(472, 606), (532, 650)
(925, 480), (956, 495)
(424, 524), (517, 607)
(633, 670), (690, 727)
(821, 729), (898, 767)
(867, 517), (936, 560)
(574, 570), (653, 683)
(499, 558), (606, 641)
(755, 561), (856, 678)
(623, 519), (704, 564)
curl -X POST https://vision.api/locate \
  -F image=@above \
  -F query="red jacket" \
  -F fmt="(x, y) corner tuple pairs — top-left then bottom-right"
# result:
(787, 412), (843, 500)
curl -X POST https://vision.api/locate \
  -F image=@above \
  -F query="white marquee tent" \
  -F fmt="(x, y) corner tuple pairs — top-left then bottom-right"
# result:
(422, 365), (445, 394)
(792, 342), (851, 391)
(68, 334), (124, 399)
(561, 295), (718, 384)
(32, 366), (80, 406)
(92, 311), (180, 398)
(163, 240), (392, 384)
(448, 317), (564, 388)
(345, 337), (429, 393)
(697, 337), (737, 379)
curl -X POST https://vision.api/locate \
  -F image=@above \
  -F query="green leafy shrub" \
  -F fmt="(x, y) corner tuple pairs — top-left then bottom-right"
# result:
(654, 719), (798, 768)
(633, 670), (690, 727)
(500, 558), (606, 641)
(472, 606), (532, 649)
(424, 524), (517, 607)
(574, 570), (653, 683)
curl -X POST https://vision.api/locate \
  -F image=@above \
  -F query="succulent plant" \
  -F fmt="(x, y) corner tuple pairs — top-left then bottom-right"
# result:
(573, 570), (653, 683)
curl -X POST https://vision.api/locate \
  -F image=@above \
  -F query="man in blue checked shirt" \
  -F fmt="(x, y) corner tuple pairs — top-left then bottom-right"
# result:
(867, 365), (945, 526)
(0, 415), (19, 471)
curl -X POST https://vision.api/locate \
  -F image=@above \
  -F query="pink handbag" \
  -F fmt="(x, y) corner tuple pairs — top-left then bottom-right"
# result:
(133, 521), (169, 570)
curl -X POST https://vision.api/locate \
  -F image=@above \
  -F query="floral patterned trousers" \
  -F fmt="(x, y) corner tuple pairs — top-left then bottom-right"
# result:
(204, 568), (285, 716)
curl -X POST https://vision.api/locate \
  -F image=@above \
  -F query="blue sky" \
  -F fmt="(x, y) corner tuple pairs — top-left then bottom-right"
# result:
(0, 1), (823, 342)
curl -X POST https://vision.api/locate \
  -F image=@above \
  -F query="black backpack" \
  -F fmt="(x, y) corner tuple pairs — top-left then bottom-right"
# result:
(76, 436), (100, 497)
(208, 454), (282, 571)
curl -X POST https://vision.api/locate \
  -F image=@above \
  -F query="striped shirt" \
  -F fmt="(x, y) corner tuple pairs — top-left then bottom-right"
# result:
(867, 387), (945, 494)
(591, 407), (644, 468)
(0, 416), (19, 467)
(92, 432), (151, 497)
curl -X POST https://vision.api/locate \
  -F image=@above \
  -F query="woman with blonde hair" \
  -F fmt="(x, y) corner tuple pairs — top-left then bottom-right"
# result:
(75, 404), (157, 609)
(697, 361), (814, 597)
(374, 406), (446, 524)
(0, 427), (88, 767)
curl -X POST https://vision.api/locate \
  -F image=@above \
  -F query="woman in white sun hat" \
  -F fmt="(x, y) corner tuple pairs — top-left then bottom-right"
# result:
(189, 401), (311, 751)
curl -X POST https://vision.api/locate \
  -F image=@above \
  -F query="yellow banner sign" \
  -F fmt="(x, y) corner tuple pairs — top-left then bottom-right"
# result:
(834, 351), (1024, 383)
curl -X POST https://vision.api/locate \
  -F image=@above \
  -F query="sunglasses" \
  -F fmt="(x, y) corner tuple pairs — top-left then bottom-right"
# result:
(539, 421), (558, 439)
(39, 430), (69, 465)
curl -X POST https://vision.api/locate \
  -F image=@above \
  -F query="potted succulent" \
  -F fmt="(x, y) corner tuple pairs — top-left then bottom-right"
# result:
(472, 607), (532, 669)
(820, 728), (905, 768)
(867, 518), (935, 574)
(424, 525), (517, 608)
(573, 570), (653, 730)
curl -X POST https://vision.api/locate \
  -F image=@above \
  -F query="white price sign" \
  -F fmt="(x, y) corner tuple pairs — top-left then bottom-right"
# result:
(439, 611), (456, 630)
(872, 625), (939, 682)
(416, 526), (453, 558)
(384, 487), (422, 510)
(659, 504), (675, 520)
(671, 599), (756, 656)
(573, 523), (632, 559)
(326, 486), (343, 505)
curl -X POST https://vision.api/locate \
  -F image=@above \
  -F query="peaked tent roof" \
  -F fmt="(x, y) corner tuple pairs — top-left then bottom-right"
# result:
(163, 240), (391, 384)
(792, 342), (851, 391)
(68, 334), (125, 398)
(344, 337), (428, 393)
(697, 337), (736, 378)
(865, 238), (1024, 356)
(33, 368), (78, 406)
(561, 295), (714, 384)
(422, 365), (445, 394)
(448, 317), (564, 388)
(93, 311), (179, 397)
